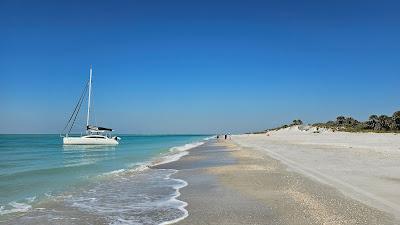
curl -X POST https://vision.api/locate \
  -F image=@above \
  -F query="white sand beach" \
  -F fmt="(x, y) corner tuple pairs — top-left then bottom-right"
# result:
(233, 126), (400, 218)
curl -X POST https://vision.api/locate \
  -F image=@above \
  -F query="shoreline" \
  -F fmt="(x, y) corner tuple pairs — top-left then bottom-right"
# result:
(3, 133), (399, 224)
(157, 139), (398, 225)
(159, 170), (189, 225)
(0, 136), (208, 225)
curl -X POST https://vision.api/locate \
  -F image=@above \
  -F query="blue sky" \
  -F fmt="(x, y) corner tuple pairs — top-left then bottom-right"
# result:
(1, 0), (399, 134)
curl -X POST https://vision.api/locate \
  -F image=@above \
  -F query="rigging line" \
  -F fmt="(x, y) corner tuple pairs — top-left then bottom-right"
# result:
(61, 82), (88, 134)
(61, 81), (89, 135)
(68, 84), (87, 135)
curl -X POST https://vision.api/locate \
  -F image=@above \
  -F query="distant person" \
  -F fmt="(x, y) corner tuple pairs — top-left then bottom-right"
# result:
(216, 135), (219, 139)
(224, 134), (227, 140)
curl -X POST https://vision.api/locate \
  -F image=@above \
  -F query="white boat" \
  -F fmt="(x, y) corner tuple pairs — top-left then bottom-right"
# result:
(61, 65), (120, 145)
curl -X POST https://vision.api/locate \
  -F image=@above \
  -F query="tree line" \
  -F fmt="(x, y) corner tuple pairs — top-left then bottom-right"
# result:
(250, 110), (400, 134)
(314, 110), (400, 132)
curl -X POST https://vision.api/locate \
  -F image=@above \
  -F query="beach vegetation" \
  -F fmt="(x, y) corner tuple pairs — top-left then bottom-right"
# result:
(292, 119), (303, 125)
(314, 110), (400, 133)
(253, 110), (400, 134)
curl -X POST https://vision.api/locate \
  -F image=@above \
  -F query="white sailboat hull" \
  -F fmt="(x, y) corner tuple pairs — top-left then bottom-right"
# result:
(63, 136), (119, 145)
(62, 66), (120, 145)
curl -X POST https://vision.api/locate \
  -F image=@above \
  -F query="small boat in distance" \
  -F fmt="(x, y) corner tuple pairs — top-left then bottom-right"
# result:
(61, 65), (120, 145)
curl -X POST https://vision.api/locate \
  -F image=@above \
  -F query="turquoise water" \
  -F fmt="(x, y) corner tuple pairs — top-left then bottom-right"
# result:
(0, 134), (209, 223)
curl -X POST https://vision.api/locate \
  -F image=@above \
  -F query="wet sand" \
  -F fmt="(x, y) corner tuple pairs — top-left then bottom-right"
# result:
(155, 140), (397, 225)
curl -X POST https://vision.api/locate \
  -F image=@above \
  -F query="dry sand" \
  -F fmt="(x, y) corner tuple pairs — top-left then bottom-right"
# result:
(233, 126), (400, 218)
(156, 138), (397, 225)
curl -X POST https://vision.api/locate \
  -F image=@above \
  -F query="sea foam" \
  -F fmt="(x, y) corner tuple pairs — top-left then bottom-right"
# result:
(0, 196), (36, 215)
(1, 137), (210, 224)
(154, 141), (205, 166)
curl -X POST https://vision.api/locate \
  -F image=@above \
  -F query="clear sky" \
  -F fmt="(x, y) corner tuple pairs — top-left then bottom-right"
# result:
(1, 0), (399, 134)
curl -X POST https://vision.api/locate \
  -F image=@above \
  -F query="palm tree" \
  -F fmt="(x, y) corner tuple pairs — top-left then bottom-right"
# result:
(367, 115), (379, 130)
(369, 115), (378, 121)
(378, 115), (391, 131)
(292, 119), (303, 125)
(393, 111), (400, 130)
(336, 116), (346, 125)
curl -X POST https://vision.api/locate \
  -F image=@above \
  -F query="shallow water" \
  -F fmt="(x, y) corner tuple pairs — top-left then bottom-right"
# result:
(0, 134), (209, 224)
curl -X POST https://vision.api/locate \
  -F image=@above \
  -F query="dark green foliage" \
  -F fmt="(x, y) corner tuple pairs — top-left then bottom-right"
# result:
(292, 119), (303, 125)
(392, 111), (400, 129)
(316, 111), (400, 133)
(336, 116), (346, 125)
(252, 110), (400, 134)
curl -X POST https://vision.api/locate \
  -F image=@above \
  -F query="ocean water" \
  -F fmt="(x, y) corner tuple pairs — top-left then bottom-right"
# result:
(0, 134), (210, 224)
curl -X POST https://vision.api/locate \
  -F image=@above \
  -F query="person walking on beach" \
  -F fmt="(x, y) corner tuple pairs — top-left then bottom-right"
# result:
(224, 134), (227, 140)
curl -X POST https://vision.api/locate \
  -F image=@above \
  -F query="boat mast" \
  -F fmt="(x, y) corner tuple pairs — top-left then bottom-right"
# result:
(86, 65), (93, 131)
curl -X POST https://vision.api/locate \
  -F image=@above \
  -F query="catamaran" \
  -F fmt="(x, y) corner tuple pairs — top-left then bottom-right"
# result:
(61, 65), (120, 145)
